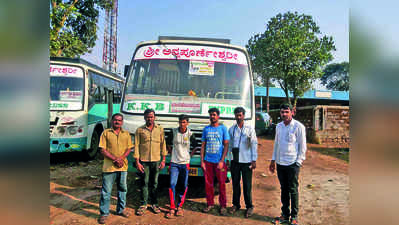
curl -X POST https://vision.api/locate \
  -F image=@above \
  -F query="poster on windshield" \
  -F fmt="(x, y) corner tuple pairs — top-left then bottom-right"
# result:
(189, 60), (214, 76)
(60, 90), (82, 102)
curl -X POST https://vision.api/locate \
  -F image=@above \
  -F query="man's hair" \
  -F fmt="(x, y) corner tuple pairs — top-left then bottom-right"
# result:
(112, 113), (123, 120)
(234, 106), (246, 115)
(208, 107), (220, 115)
(280, 103), (293, 111)
(178, 114), (189, 122)
(144, 108), (155, 116)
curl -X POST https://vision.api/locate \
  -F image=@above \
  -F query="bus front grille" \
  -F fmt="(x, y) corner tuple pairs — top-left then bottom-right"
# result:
(164, 128), (203, 155)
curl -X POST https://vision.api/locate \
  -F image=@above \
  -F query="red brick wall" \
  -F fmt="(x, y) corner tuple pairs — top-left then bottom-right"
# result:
(268, 106), (350, 145)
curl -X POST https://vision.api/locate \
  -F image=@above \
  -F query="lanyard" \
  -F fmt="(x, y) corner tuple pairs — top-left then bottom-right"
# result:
(233, 124), (244, 148)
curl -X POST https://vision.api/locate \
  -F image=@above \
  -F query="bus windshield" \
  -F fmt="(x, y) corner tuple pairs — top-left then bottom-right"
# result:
(50, 65), (84, 110)
(122, 43), (252, 118)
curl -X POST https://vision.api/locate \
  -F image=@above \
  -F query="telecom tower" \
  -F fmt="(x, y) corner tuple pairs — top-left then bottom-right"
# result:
(102, 0), (118, 73)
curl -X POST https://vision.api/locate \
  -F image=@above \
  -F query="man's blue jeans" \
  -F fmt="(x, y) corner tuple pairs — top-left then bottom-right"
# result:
(169, 163), (189, 209)
(99, 171), (127, 216)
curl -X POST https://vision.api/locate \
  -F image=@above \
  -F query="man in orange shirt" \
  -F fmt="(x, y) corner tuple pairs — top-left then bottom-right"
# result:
(98, 113), (134, 224)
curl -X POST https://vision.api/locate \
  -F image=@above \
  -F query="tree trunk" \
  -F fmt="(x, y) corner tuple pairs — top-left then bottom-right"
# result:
(293, 97), (298, 116)
(278, 80), (291, 105)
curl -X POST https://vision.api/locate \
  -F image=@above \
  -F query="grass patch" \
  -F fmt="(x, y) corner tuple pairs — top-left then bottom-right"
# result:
(311, 147), (349, 163)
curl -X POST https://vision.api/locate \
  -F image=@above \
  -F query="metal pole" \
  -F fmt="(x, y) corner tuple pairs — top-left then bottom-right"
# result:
(266, 77), (270, 113)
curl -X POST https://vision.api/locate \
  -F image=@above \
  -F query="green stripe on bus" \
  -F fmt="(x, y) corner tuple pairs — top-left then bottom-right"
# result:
(88, 104), (120, 124)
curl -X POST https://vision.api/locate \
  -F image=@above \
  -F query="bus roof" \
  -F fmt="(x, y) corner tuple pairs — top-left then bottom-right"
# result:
(158, 36), (230, 44)
(135, 37), (248, 53)
(50, 57), (123, 81)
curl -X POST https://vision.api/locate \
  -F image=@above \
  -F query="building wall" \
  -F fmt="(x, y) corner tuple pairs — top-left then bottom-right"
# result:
(269, 105), (350, 145)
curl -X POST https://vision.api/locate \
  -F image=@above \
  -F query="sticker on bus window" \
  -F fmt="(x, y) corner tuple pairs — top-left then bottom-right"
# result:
(170, 102), (201, 114)
(60, 91), (82, 101)
(124, 100), (170, 114)
(49, 101), (82, 110)
(202, 103), (251, 118)
(189, 60), (214, 76)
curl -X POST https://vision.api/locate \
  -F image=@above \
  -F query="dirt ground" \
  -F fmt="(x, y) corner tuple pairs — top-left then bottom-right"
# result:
(50, 136), (349, 225)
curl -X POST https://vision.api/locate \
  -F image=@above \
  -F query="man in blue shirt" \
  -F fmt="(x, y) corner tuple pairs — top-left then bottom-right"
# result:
(200, 107), (230, 216)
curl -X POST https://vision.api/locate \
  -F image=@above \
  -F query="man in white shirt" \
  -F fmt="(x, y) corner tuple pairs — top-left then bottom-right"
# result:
(269, 103), (307, 225)
(165, 114), (196, 218)
(228, 107), (258, 218)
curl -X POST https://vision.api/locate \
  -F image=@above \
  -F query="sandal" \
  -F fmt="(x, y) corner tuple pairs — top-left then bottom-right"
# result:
(165, 209), (175, 219)
(275, 215), (289, 224)
(136, 205), (147, 216)
(245, 207), (253, 218)
(220, 207), (227, 216)
(202, 205), (214, 213)
(175, 208), (184, 217)
(116, 210), (130, 218)
(98, 215), (107, 224)
(291, 217), (299, 225)
(151, 204), (161, 214)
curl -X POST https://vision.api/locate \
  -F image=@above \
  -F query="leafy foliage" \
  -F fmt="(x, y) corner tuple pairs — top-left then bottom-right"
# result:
(247, 11), (336, 106)
(50, 0), (113, 57)
(253, 73), (275, 87)
(321, 62), (349, 91)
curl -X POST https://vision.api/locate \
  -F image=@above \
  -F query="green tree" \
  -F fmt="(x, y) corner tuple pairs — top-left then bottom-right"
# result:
(50, 0), (113, 57)
(246, 11), (336, 107)
(321, 62), (349, 91)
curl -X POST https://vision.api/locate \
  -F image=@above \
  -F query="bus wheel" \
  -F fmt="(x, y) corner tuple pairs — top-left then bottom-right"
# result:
(86, 131), (100, 159)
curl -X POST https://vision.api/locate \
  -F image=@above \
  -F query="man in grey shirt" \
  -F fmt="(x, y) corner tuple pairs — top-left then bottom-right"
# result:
(269, 103), (307, 225)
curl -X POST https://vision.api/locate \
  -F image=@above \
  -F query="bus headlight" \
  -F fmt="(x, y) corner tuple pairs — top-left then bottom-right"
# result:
(68, 126), (78, 135)
(78, 125), (84, 133)
(57, 126), (66, 135)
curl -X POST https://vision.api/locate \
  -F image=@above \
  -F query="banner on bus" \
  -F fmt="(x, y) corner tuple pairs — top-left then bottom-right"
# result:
(50, 65), (83, 78)
(134, 44), (248, 65)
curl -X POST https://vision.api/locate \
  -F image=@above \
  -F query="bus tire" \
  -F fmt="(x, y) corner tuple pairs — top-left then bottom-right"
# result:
(85, 130), (100, 159)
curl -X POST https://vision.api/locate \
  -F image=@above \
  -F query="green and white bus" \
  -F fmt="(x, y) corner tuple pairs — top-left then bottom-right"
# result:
(50, 57), (124, 158)
(121, 36), (255, 176)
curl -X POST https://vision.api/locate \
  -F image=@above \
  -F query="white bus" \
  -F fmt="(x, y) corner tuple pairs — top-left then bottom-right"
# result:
(121, 36), (255, 176)
(50, 57), (124, 158)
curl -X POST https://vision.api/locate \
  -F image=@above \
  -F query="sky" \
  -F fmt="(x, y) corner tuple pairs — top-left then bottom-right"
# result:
(83, 0), (349, 89)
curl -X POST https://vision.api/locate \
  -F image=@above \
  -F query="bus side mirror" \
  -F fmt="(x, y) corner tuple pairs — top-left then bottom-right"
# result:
(124, 65), (130, 78)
